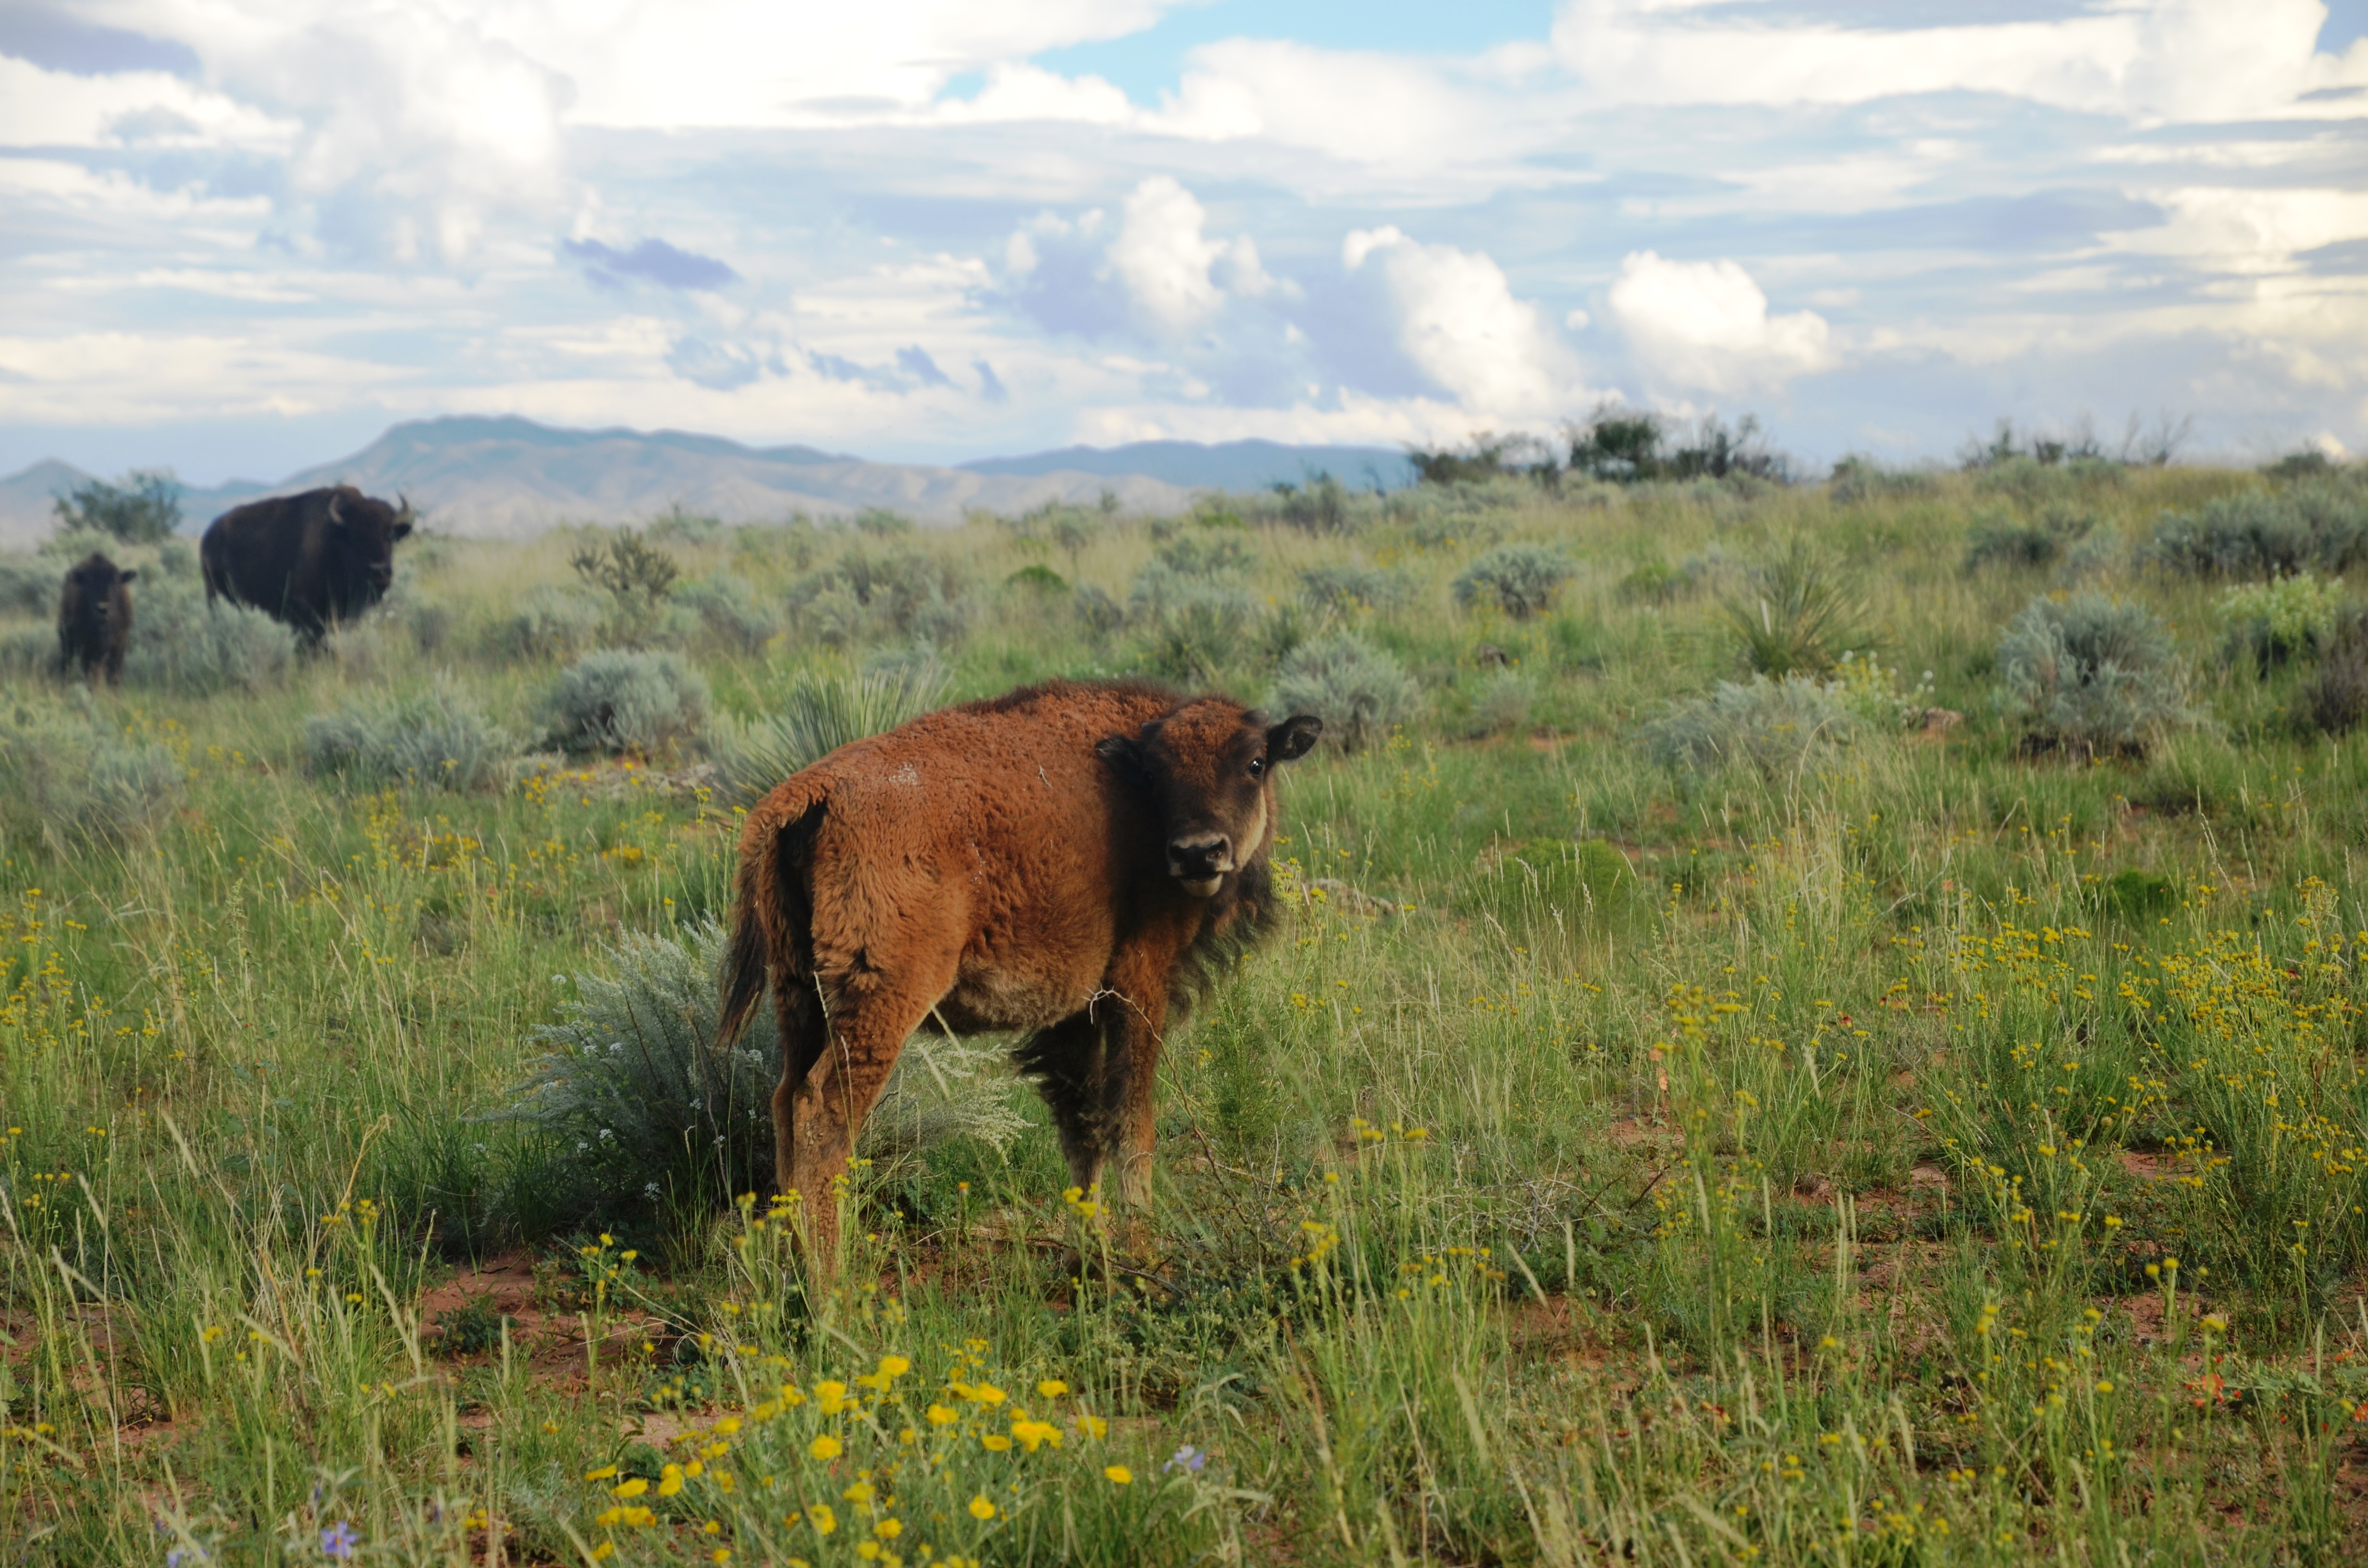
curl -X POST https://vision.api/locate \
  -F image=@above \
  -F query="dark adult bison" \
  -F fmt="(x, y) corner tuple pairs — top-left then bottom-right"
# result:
(719, 678), (1321, 1262)
(57, 551), (136, 685)
(200, 486), (413, 643)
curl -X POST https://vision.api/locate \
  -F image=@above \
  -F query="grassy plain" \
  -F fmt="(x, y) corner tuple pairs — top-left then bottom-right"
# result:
(6, 459), (2368, 1565)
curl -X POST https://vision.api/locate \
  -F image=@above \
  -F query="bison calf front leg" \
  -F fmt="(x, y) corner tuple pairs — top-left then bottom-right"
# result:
(1019, 1011), (1123, 1201)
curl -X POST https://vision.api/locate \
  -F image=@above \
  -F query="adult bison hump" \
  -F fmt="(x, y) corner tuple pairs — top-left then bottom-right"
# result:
(200, 485), (414, 643)
(57, 551), (136, 685)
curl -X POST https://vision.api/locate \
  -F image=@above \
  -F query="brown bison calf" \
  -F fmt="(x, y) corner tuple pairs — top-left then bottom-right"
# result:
(719, 678), (1320, 1261)
(57, 552), (137, 685)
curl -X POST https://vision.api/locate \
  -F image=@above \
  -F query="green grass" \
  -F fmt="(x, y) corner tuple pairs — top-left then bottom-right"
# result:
(4, 466), (2368, 1564)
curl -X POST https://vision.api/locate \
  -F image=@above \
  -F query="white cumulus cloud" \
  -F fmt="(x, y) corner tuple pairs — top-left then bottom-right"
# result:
(1607, 251), (1834, 394)
(1343, 226), (1570, 417)
(1110, 176), (1227, 331)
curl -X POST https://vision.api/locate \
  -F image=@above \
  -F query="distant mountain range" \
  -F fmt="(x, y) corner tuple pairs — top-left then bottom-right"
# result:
(0, 417), (1414, 546)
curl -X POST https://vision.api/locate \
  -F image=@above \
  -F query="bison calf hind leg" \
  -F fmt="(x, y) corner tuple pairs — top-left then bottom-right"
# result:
(1015, 1011), (1129, 1201)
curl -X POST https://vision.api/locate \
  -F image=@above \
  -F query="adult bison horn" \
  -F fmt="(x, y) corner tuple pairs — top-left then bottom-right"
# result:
(326, 492), (345, 527)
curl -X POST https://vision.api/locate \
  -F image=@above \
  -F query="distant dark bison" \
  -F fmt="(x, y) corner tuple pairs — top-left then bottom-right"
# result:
(57, 552), (136, 685)
(200, 486), (413, 643)
(719, 678), (1321, 1261)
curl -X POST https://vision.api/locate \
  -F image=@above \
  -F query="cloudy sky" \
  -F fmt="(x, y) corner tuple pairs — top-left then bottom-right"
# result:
(3, 0), (2365, 483)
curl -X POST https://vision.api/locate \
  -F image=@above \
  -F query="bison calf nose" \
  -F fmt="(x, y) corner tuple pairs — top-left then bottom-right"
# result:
(1169, 835), (1233, 896)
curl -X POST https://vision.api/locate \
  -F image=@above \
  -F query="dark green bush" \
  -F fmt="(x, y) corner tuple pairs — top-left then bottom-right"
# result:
(52, 468), (180, 545)
(1964, 505), (2093, 572)
(2296, 609), (2368, 736)
(1643, 676), (1861, 777)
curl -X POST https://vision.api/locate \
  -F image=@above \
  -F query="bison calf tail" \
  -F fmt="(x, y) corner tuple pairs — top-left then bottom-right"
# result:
(717, 780), (826, 1048)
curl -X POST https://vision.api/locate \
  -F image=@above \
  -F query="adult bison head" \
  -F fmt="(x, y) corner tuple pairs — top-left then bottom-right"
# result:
(328, 489), (414, 598)
(1098, 698), (1322, 897)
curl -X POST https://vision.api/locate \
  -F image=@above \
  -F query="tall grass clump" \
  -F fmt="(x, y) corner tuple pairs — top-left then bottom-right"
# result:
(718, 661), (950, 803)
(506, 924), (1021, 1222)
(1642, 676), (1860, 776)
(1997, 591), (2200, 759)
(1451, 542), (1571, 619)
(0, 695), (183, 847)
(540, 648), (707, 756)
(304, 686), (515, 792)
(121, 578), (294, 693)
(1270, 633), (1420, 752)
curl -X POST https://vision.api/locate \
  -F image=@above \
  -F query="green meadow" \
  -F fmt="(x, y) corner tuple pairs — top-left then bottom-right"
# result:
(6, 452), (2368, 1564)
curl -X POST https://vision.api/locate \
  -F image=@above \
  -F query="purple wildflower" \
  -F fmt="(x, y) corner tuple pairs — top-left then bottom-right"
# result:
(1164, 1445), (1207, 1474)
(319, 1520), (360, 1560)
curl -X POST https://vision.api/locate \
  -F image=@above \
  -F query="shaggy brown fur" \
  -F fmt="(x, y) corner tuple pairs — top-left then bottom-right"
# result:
(57, 551), (136, 685)
(201, 485), (413, 644)
(719, 678), (1320, 1261)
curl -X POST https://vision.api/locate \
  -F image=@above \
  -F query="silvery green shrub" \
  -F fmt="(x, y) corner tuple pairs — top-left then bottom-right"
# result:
(1643, 676), (1861, 777)
(1997, 592), (2200, 759)
(122, 578), (294, 695)
(506, 922), (1022, 1217)
(0, 695), (183, 848)
(1452, 543), (1573, 619)
(541, 649), (707, 756)
(305, 686), (515, 792)
(1271, 632), (1420, 752)
(484, 585), (605, 662)
(678, 574), (782, 655)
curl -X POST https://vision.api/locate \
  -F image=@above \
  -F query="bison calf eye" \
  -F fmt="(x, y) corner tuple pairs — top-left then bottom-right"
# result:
(1246, 757), (1266, 779)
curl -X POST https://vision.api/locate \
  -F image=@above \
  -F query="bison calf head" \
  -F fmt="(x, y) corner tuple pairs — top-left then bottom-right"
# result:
(62, 552), (136, 624)
(1098, 698), (1321, 897)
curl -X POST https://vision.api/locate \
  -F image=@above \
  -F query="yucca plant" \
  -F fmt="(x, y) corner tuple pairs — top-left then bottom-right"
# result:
(1723, 539), (1870, 677)
(718, 660), (950, 804)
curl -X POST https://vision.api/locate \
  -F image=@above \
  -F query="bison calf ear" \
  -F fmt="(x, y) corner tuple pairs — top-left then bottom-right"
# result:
(391, 519), (414, 541)
(1095, 732), (1147, 784)
(1268, 714), (1322, 763)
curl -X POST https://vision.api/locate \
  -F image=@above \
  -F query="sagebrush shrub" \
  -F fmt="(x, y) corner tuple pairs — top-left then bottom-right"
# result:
(1135, 582), (1258, 683)
(718, 661), (949, 804)
(482, 585), (605, 662)
(540, 649), (707, 756)
(305, 687), (514, 792)
(1964, 506), (2091, 572)
(1271, 633), (1420, 752)
(1465, 670), (1532, 737)
(1452, 543), (1572, 619)
(1996, 592), (2199, 759)
(2143, 484), (2368, 578)
(122, 578), (294, 694)
(1642, 676), (1861, 776)
(505, 923), (1021, 1218)
(678, 574), (781, 655)
(1299, 564), (1405, 612)
(0, 696), (183, 847)
(0, 557), (52, 615)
